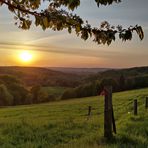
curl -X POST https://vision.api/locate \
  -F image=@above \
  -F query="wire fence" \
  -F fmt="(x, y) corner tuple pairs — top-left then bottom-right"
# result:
(84, 96), (148, 120)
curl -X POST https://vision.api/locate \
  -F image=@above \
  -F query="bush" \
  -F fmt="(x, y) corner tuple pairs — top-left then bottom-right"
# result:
(0, 75), (30, 106)
(0, 84), (13, 106)
(30, 85), (49, 103)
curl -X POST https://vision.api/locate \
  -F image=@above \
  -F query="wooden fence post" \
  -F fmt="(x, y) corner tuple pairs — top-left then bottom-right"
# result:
(87, 106), (92, 120)
(88, 106), (92, 116)
(112, 109), (116, 134)
(134, 99), (138, 115)
(146, 97), (148, 109)
(104, 85), (113, 138)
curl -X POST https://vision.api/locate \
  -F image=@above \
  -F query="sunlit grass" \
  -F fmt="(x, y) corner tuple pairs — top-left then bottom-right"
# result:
(0, 88), (148, 147)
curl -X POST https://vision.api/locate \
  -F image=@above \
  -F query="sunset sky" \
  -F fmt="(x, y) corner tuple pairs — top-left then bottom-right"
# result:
(0, 0), (148, 68)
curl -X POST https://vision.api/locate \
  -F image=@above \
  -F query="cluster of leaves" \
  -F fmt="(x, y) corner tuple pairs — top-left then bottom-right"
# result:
(95, 0), (121, 7)
(0, 0), (144, 45)
(49, 0), (80, 11)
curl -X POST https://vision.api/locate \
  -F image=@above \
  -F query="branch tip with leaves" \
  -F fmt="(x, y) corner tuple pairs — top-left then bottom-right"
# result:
(0, 0), (144, 45)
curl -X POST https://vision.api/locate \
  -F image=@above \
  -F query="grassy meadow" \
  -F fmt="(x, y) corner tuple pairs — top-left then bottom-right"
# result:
(41, 86), (66, 99)
(0, 88), (148, 148)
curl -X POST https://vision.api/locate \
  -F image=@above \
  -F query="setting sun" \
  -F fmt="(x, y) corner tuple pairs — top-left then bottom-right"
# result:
(19, 51), (33, 63)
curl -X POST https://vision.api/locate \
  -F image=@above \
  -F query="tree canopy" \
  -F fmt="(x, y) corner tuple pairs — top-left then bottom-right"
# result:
(0, 0), (144, 45)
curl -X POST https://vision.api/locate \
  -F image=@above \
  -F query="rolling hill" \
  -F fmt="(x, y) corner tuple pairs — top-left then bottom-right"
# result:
(85, 66), (148, 82)
(0, 66), (148, 88)
(0, 66), (83, 87)
(0, 88), (147, 147)
(61, 66), (148, 99)
(48, 67), (110, 75)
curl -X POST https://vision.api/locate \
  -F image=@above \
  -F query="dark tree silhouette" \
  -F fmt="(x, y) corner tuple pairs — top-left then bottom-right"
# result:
(119, 74), (126, 91)
(0, 0), (144, 45)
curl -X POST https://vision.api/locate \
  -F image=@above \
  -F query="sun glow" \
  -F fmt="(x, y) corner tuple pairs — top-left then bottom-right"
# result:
(19, 51), (33, 63)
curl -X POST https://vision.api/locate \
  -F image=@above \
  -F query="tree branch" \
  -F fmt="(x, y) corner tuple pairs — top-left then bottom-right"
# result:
(0, 0), (41, 16)
(0, 0), (144, 45)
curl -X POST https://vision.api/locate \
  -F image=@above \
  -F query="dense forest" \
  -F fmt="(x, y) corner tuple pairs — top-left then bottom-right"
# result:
(0, 75), (54, 106)
(0, 66), (84, 106)
(0, 66), (83, 87)
(61, 66), (148, 99)
(0, 66), (148, 106)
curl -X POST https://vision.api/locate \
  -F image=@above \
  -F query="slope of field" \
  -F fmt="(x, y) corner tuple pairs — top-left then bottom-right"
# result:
(0, 88), (148, 148)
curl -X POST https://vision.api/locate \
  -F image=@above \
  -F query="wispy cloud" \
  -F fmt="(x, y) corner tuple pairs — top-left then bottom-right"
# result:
(0, 41), (147, 60)
(0, 41), (120, 58)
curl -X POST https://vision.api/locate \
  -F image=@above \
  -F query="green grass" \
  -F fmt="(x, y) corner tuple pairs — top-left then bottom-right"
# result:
(0, 88), (148, 148)
(41, 86), (66, 99)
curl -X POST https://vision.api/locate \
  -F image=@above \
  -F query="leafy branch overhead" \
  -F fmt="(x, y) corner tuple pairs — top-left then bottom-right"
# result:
(0, 0), (144, 45)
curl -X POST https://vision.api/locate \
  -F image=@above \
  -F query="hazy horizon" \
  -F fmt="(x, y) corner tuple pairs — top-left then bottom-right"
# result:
(0, 65), (148, 69)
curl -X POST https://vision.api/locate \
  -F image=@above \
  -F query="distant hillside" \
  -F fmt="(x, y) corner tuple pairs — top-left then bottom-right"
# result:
(61, 66), (148, 99)
(0, 66), (148, 90)
(48, 67), (110, 75)
(0, 66), (83, 87)
(1, 66), (148, 105)
(85, 66), (148, 82)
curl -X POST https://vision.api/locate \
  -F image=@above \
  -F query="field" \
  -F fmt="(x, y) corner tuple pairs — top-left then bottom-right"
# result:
(0, 88), (148, 148)
(41, 86), (66, 99)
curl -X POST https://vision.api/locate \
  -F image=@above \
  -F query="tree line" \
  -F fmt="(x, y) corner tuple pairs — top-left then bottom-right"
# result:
(61, 75), (148, 99)
(1, 67), (148, 105)
(0, 75), (54, 106)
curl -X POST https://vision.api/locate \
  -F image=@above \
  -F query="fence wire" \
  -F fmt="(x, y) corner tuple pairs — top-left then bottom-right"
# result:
(84, 97), (147, 120)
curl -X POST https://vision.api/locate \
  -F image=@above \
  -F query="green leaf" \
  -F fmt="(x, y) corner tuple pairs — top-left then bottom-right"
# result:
(135, 26), (144, 40)
(42, 17), (49, 28)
